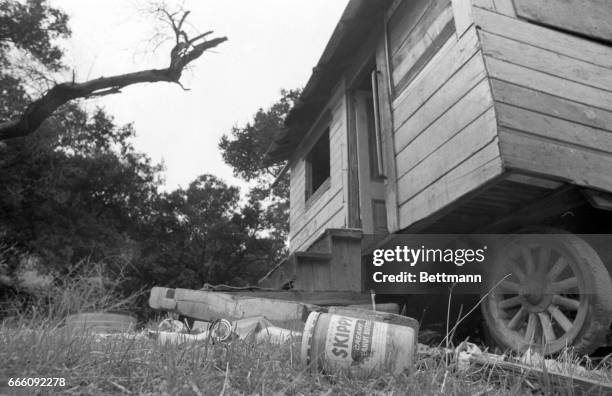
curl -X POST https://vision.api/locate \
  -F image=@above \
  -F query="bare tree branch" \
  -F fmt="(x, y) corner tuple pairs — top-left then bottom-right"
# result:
(0, 8), (227, 141)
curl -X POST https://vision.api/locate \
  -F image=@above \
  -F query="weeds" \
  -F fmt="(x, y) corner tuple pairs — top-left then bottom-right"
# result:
(1, 263), (610, 394)
(1, 324), (526, 395)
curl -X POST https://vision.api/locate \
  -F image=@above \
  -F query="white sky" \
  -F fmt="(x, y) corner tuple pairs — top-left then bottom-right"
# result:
(49, 0), (349, 191)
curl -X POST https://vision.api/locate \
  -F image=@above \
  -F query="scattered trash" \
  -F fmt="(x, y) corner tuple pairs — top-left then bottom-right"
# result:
(300, 311), (417, 376)
(455, 344), (612, 394)
(158, 318), (188, 333)
(149, 287), (314, 323)
(145, 285), (611, 390)
(65, 312), (137, 333)
(454, 341), (504, 371)
(149, 316), (301, 346)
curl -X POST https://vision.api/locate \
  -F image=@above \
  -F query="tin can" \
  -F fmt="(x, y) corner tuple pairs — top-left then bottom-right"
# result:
(300, 311), (417, 376)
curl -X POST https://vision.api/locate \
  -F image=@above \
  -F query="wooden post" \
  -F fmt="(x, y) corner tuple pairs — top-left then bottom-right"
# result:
(451, 0), (474, 37)
(375, 38), (400, 233)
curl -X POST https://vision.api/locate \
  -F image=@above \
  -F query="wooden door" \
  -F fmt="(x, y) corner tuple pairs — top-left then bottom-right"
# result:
(354, 90), (388, 234)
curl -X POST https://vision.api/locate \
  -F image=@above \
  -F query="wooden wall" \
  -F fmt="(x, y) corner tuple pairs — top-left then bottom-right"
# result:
(387, 0), (503, 231)
(472, 3), (612, 193)
(288, 85), (348, 252)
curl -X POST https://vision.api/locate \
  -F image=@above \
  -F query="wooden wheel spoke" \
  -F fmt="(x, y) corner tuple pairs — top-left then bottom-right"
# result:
(499, 279), (520, 293)
(538, 312), (556, 343)
(547, 257), (567, 281)
(498, 295), (523, 309)
(552, 294), (580, 311)
(524, 313), (537, 343)
(521, 247), (536, 275)
(509, 259), (526, 281)
(547, 305), (573, 333)
(538, 246), (551, 274)
(508, 307), (528, 330)
(553, 277), (578, 292)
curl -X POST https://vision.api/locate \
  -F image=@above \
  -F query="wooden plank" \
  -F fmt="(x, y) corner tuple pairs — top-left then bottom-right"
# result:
(471, 0), (494, 9)
(375, 39), (400, 233)
(294, 255), (322, 291)
(583, 189), (612, 211)
(513, 0), (612, 42)
(478, 187), (584, 233)
(392, 27), (480, 125)
(469, 354), (612, 395)
(228, 290), (371, 306)
(451, 0), (474, 36)
(399, 141), (503, 229)
(397, 107), (498, 204)
(505, 173), (563, 190)
(391, 3), (455, 90)
(290, 187), (343, 241)
(354, 92), (376, 233)
(480, 31), (612, 92)
(292, 206), (345, 253)
(386, 0), (433, 56)
(490, 79), (612, 132)
(491, 0), (515, 16)
(396, 79), (493, 178)
(499, 128), (612, 193)
(497, 103), (612, 153)
(394, 53), (488, 153)
(329, 233), (362, 291)
(149, 287), (313, 322)
(346, 92), (361, 229)
(473, 7), (612, 69)
(485, 57), (612, 112)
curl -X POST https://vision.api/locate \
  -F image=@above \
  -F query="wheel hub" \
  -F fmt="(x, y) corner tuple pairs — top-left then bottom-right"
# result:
(519, 277), (552, 312)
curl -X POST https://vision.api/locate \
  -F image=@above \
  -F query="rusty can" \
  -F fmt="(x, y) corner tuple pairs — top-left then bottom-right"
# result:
(300, 311), (417, 376)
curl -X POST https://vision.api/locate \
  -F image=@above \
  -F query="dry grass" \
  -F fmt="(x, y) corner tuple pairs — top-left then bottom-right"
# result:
(0, 266), (608, 395)
(0, 322), (531, 396)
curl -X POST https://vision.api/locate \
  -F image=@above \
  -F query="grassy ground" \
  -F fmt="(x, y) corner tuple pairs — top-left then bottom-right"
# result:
(1, 268), (609, 395)
(0, 320), (532, 396)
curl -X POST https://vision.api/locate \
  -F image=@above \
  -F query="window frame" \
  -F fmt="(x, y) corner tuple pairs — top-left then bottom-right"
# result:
(305, 127), (331, 206)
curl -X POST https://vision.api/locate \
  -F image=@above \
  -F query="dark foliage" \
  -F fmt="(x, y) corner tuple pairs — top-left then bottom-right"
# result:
(0, 1), (287, 307)
(0, 0), (70, 71)
(219, 89), (300, 243)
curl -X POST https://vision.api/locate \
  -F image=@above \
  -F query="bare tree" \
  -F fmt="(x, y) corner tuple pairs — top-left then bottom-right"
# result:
(0, 6), (227, 141)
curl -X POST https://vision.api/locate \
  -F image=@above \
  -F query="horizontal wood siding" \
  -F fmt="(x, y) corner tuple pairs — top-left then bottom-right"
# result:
(389, 17), (502, 230)
(474, 6), (612, 193)
(387, 0), (455, 96)
(513, 0), (612, 42)
(289, 91), (347, 252)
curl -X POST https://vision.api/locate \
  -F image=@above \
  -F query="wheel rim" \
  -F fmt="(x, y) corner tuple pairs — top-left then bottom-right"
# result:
(486, 236), (588, 354)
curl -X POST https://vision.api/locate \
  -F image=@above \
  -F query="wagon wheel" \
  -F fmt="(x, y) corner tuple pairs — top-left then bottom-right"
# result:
(482, 229), (612, 355)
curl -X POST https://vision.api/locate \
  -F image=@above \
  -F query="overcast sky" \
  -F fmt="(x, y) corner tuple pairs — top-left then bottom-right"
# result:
(49, 0), (349, 191)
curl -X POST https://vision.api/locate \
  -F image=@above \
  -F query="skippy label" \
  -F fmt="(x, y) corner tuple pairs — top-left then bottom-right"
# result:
(324, 315), (414, 372)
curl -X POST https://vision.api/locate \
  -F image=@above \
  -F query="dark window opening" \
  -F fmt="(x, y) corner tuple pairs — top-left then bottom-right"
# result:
(306, 129), (330, 202)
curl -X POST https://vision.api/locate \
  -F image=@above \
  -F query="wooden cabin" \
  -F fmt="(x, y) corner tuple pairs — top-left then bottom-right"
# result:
(264, 0), (612, 283)
(262, 0), (612, 353)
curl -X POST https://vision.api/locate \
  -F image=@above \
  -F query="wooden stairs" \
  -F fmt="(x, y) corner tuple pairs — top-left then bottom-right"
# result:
(259, 228), (364, 291)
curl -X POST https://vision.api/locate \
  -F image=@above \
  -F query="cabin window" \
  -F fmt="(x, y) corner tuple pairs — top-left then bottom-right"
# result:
(305, 128), (330, 203)
(386, 0), (455, 95)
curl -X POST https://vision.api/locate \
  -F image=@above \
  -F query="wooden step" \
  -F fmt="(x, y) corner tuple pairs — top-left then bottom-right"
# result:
(259, 228), (363, 292)
(294, 251), (332, 263)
